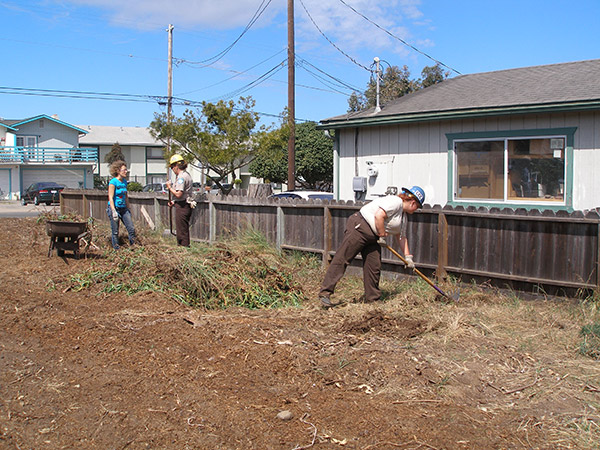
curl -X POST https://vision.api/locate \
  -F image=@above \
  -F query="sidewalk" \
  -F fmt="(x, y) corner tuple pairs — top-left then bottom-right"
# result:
(0, 200), (60, 218)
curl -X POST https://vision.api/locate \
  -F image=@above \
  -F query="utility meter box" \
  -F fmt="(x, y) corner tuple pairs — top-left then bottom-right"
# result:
(353, 176), (367, 192)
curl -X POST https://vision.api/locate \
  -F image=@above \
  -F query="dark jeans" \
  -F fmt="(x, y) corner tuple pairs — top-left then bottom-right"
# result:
(175, 202), (192, 247)
(107, 206), (136, 249)
(319, 212), (382, 302)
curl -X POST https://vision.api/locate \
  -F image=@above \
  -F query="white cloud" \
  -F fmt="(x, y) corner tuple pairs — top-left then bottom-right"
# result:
(61, 0), (431, 64)
(295, 0), (426, 59)
(65, 0), (284, 29)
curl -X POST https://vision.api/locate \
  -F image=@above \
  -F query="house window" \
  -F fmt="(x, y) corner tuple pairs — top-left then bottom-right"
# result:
(448, 128), (574, 208)
(146, 147), (164, 159)
(16, 136), (37, 159)
(16, 136), (37, 147)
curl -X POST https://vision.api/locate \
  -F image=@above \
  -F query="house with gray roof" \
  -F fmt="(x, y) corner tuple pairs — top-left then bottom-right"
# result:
(319, 59), (600, 211)
(77, 125), (176, 186)
(0, 115), (97, 200)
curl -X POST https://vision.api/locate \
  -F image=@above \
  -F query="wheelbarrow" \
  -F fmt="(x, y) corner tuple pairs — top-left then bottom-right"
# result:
(46, 220), (91, 259)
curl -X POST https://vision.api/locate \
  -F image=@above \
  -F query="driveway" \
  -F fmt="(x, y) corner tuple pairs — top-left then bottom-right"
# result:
(0, 201), (60, 218)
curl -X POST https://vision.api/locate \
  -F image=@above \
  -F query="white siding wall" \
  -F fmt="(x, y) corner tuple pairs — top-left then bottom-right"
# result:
(573, 111), (600, 210)
(336, 111), (600, 210)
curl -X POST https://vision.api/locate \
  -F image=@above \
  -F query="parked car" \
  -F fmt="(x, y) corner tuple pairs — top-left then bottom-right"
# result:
(21, 182), (65, 206)
(142, 182), (168, 194)
(268, 190), (334, 201)
(208, 183), (232, 194)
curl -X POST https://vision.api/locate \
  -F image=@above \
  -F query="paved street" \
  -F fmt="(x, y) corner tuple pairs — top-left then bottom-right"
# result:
(0, 201), (60, 218)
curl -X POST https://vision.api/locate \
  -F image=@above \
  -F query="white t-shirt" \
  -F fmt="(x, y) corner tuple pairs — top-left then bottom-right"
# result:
(359, 195), (407, 237)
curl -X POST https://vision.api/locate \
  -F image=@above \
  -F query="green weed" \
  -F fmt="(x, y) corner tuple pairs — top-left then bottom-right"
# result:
(579, 323), (600, 360)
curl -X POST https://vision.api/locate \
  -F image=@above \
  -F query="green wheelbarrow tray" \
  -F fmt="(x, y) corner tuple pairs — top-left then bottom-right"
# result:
(46, 220), (90, 259)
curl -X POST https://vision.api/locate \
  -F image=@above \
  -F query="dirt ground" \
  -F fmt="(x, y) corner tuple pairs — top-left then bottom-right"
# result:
(1, 217), (599, 450)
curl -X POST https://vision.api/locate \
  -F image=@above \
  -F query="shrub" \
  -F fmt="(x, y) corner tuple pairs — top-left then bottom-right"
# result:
(127, 181), (143, 192)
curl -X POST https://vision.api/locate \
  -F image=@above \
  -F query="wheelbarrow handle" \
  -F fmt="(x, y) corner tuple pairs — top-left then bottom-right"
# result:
(385, 245), (450, 299)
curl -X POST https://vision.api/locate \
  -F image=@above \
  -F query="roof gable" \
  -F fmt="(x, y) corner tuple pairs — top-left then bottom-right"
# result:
(9, 115), (88, 134)
(321, 59), (600, 127)
(0, 121), (18, 131)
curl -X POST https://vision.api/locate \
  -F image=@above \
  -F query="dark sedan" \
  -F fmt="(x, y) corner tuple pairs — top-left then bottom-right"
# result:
(21, 182), (65, 206)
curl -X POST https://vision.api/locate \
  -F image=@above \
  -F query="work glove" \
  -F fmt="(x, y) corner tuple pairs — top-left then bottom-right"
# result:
(377, 237), (387, 246)
(112, 209), (119, 221)
(404, 254), (415, 269)
(188, 199), (197, 209)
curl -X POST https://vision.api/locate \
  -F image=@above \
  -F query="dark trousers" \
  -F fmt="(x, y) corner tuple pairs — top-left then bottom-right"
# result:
(319, 212), (382, 302)
(175, 202), (192, 247)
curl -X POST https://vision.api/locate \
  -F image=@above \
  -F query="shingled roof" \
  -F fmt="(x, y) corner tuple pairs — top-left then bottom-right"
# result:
(320, 59), (600, 128)
(77, 125), (160, 146)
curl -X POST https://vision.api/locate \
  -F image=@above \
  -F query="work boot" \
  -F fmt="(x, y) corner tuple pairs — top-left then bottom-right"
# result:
(320, 296), (333, 309)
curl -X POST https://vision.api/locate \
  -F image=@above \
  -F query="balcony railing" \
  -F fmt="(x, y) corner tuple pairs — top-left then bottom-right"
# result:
(0, 146), (98, 164)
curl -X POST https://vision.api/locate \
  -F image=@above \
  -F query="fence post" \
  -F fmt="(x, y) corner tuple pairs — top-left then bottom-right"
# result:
(437, 212), (448, 280)
(276, 205), (283, 251)
(209, 197), (216, 243)
(323, 205), (332, 268)
(82, 191), (89, 218)
(154, 197), (162, 231)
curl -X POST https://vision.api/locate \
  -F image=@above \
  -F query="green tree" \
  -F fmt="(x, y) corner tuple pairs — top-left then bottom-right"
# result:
(248, 122), (289, 184)
(104, 142), (125, 165)
(295, 122), (333, 189)
(250, 120), (333, 190)
(419, 64), (451, 88)
(150, 97), (260, 195)
(348, 63), (450, 112)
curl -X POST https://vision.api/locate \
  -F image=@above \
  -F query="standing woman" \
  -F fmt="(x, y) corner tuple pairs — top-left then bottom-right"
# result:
(107, 160), (136, 249)
(319, 186), (425, 308)
(166, 154), (193, 247)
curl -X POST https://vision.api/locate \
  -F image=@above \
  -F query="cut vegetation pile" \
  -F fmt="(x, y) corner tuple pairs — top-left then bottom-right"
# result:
(65, 228), (313, 309)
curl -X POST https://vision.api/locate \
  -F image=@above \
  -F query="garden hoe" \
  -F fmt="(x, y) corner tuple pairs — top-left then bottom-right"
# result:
(385, 245), (460, 302)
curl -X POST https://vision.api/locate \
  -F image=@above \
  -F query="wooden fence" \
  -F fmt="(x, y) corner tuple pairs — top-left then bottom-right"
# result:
(60, 189), (600, 297)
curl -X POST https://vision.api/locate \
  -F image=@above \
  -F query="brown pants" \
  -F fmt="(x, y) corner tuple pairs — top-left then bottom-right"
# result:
(174, 202), (192, 247)
(319, 212), (382, 302)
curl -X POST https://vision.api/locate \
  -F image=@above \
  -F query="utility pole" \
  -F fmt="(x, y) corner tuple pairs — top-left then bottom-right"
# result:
(287, 0), (295, 190)
(167, 24), (174, 132)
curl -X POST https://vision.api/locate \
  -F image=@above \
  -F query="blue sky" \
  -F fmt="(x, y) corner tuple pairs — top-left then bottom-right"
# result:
(1, 0), (598, 129)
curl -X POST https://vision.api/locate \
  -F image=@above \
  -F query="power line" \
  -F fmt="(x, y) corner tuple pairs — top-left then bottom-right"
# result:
(210, 60), (287, 101)
(0, 86), (161, 103)
(0, 85), (313, 122)
(176, 48), (287, 96)
(297, 0), (371, 72)
(178, 0), (274, 68)
(337, 0), (462, 75)
(299, 66), (351, 96)
(296, 56), (362, 92)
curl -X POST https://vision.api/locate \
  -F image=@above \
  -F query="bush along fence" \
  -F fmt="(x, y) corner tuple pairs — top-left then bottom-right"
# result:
(60, 189), (600, 297)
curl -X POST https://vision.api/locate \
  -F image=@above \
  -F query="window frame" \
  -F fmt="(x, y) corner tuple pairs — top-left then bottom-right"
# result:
(446, 127), (576, 211)
(146, 146), (164, 160)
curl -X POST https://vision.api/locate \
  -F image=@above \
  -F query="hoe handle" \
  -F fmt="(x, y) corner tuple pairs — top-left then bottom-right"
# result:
(385, 245), (449, 298)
